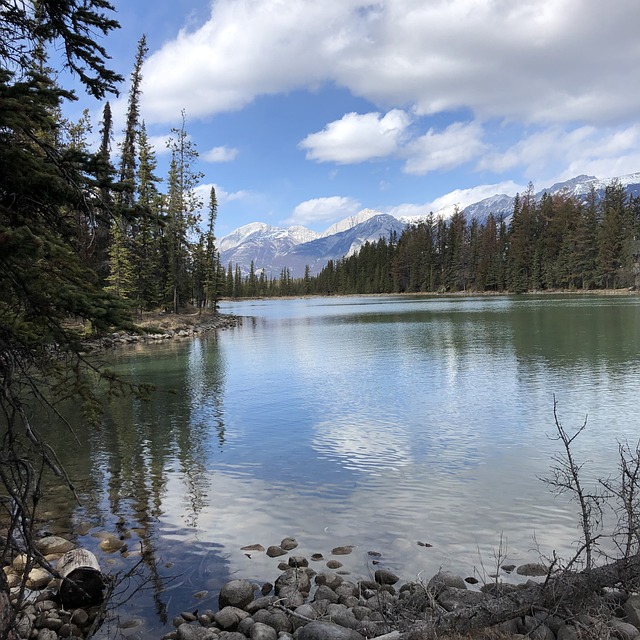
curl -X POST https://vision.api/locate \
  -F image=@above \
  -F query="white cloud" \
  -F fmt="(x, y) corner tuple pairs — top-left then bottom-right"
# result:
(478, 124), (640, 185)
(286, 196), (361, 225)
(299, 110), (411, 164)
(136, 0), (640, 126)
(403, 121), (485, 174)
(195, 183), (249, 207)
(147, 134), (172, 156)
(202, 146), (239, 162)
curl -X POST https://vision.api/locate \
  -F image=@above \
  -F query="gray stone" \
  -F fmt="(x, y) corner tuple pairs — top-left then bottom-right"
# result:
(325, 604), (358, 630)
(251, 622), (278, 640)
(326, 561), (342, 569)
(315, 573), (343, 591)
(278, 587), (305, 609)
(37, 629), (59, 640)
(556, 625), (580, 640)
(516, 563), (548, 577)
(26, 567), (51, 590)
(178, 624), (217, 640)
(517, 616), (555, 640)
(335, 583), (358, 599)
(295, 621), (364, 640)
(374, 569), (399, 586)
(331, 547), (354, 556)
(264, 611), (290, 634)
(437, 587), (486, 612)
(267, 546), (287, 558)
(314, 585), (340, 603)
(218, 633), (246, 640)
(214, 607), (250, 630)
(275, 569), (311, 597)
(289, 556), (308, 568)
(625, 594), (640, 629)
(339, 596), (358, 609)
(70, 609), (89, 627)
(238, 617), (255, 636)
(219, 580), (255, 610)
(280, 538), (299, 551)
(610, 619), (640, 640)
(36, 537), (75, 555)
(245, 596), (277, 614)
(427, 571), (467, 592)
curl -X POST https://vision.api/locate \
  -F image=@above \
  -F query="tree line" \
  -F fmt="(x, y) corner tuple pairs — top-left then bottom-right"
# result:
(227, 182), (640, 297)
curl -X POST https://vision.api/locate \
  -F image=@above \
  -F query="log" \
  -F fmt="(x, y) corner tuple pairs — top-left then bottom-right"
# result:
(57, 548), (105, 608)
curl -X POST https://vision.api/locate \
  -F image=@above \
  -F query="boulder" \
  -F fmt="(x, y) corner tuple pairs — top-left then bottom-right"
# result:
(25, 567), (51, 590)
(295, 621), (364, 640)
(625, 594), (640, 629)
(219, 579), (255, 610)
(275, 569), (311, 597)
(280, 538), (299, 551)
(427, 571), (467, 592)
(36, 536), (75, 555)
(516, 562), (548, 577)
(251, 622), (278, 640)
(266, 546), (287, 558)
(374, 569), (399, 585)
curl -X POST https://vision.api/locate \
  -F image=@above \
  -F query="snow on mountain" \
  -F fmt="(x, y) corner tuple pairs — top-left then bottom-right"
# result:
(219, 211), (405, 278)
(320, 208), (382, 237)
(217, 171), (640, 280)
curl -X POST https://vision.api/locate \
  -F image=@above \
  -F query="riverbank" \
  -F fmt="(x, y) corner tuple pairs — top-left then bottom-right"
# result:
(7, 533), (640, 640)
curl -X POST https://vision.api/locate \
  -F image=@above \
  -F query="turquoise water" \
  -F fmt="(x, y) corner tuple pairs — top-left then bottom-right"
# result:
(42, 294), (640, 637)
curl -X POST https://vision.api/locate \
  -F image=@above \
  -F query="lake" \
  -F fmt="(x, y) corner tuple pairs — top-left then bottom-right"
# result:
(41, 294), (640, 638)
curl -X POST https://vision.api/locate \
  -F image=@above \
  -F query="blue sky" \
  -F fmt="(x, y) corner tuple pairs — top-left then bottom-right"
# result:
(66, 0), (640, 237)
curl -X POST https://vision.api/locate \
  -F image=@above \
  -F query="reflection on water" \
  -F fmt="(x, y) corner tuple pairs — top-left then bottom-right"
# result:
(37, 295), (640, 638)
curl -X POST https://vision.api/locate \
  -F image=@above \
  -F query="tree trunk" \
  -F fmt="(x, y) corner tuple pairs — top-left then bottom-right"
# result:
(0, 568), (15, 640)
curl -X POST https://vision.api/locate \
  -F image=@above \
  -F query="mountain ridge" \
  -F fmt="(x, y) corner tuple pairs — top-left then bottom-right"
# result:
(219, 171), (640, 279)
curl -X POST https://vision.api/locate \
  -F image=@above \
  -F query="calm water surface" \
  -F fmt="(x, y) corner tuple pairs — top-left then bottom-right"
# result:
(42, 295), (640, 638)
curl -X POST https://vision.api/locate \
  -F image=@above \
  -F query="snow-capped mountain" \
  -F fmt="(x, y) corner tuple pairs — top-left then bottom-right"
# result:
(219, 211), (405, 278)
(218, 172), (640, 279)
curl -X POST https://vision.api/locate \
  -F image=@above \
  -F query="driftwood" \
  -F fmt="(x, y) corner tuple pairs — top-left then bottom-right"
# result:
(411, 554), (640, 636)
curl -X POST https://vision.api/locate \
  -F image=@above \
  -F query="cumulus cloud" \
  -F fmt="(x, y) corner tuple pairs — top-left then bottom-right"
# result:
(478, 124), (640, 184)
(194, 183), (249, 207)
(286, 196), (361, 226)
(299, 110), (411, 164)
(136, 0), (640, 126)
(403, 121), (485, 174)
(202, 146), (239, 162)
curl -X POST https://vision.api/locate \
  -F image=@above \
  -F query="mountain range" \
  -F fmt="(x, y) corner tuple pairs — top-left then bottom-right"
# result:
(219, 172), (640, 278)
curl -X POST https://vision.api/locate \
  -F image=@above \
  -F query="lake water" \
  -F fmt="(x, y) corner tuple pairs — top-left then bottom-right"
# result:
(41, 294), (640, 638)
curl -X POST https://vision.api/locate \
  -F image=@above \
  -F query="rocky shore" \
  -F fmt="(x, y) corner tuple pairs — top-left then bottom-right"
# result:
(6, 534), (640, 640)
(81, 313), (240, 351)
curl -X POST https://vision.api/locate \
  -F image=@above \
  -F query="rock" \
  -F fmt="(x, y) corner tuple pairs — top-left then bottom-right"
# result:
(261, 583), (273, 596)
(502, 563), (516, 573)
(218, 633), (246, 640)
(289, 556), (308, 568)
(331, 546), (354, 556)
(3, 567), (20, 589)
(374, 569), (399, 585)
(335, 583), (358, 599)
(263, 610), (290, 633)
(610, 619), (640, 640)
(266, 546), (287, 558)
(238, 617), (255, 636)
(315, 572), (343, 591)
(214, 606), (249, 630)
(241, 544), (266, 552)
(13, 554), (28, 572)
(99, 535), (124, 553)
(427, 571), (467, 592)
(278, 586), (305, 609)
(464, 576), (479, 584)
(245, 596), (276, 614)
(295, 621), (364, 640)
(70, 609), (89, 626)
(557, 625), (580, 640)
(516, 562), (548, 577)
(313, 585), (340, 603)
(310, 554), (324, 561)
(275, 569), (311, 597)
(38, 629), (58, 640)
(181, 611), (198, 622)
(517, 615), (555, 640)
(326, 560), (342, 569)
(437, 587), (486, 612)
(193, 590), (208, 599)
(119, 617), (144, 629)
(280, 538), (299, 551)
(625, 594), (640, 629)
(25, 567), (51, 590)
(326, 604), (358, 630)
(219, 579), (255, 610)
(177, 623), (219, 640)
(251, 622), (278, 640)
(36, 536), (75, 555)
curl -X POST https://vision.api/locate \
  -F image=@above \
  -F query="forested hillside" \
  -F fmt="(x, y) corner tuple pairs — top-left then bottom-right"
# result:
(246, 182), (640, 298)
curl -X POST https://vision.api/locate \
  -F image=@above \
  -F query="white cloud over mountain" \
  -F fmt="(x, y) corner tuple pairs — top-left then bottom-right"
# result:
(287, 196), (362, 226)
